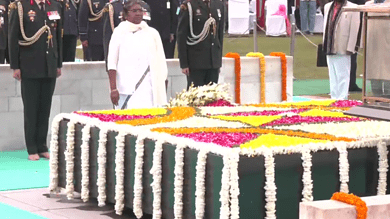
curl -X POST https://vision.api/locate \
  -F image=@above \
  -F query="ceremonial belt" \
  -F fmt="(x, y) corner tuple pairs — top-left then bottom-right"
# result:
(121, 66), (150, 110)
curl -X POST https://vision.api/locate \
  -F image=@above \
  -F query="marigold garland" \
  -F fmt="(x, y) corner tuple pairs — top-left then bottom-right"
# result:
(331, 192), (368, 219)
(270, 52), (287, 101)
(115, 107), (196, 126)
(225, 52), (241, 104)
(246, 52), (266, 103)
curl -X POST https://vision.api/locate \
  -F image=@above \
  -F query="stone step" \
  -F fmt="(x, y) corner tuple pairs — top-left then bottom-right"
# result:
(300, 195), (390, 219)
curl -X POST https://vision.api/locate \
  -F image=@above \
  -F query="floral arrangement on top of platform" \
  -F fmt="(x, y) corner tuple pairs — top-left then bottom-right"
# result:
(49, 84), (390, 219)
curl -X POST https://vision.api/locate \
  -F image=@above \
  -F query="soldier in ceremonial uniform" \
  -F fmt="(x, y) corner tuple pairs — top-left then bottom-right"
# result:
(8, 0), (63, 160)
(177, 0), (225, 88)
(0, 0), (9, 63)
(144, 0), (178, 59)
(62, 0), (79, 61)
(102, 0), (150, 67)
(78, 0), (107, 61)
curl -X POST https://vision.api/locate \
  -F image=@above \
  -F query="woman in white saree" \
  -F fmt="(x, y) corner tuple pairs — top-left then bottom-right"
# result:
(107, 0), (168, 109)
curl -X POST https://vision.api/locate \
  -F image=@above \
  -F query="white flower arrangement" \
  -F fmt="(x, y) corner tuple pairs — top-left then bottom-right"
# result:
(168, 83), (232, 107)
(97, 128), (108, 207)
(114, 132), (126, 215)
(81, 124), (91, 202)
(49, 114), (66, 193)
(338, 143), (349, 193)
(301, 148), (313, 202)
(174, 144), (185, 219)
(377, 141), (388, 195)
(195, 150), (207, 219)
(229, 148), (240, 219)
(264, 148), (277, 219)
(65, 120), (77, 200)
(150, 139), (164, 219)
(133, 134), (145, 219)
(219, 153), (231, 219)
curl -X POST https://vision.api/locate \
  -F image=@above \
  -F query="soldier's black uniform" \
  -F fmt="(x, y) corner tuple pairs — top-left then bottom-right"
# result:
(102, 0), (151, 69)
(177, 0), (225, 88)
(144, 0), (178, 58)
(62, 0), (79, 61)
(78, 0), (107, 61)
(8, 0), (63, 155)
(0, 0), (9, 63)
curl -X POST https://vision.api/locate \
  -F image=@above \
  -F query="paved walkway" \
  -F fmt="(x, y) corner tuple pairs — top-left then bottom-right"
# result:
(0, 188), (150, 219)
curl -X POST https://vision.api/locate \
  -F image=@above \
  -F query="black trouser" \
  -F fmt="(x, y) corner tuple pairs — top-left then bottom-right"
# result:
(349, 53), (359, 90)
(88, 44), (105, 61)
(62, 34), (77, 62)
(21, 78), (56, 155)
(0, 46), (9, 64)
(187, 68), (219, 89)
(162, 37), (176, 59)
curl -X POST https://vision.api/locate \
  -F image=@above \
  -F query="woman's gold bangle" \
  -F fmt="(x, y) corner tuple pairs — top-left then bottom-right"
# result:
(111, 89), (118, 92)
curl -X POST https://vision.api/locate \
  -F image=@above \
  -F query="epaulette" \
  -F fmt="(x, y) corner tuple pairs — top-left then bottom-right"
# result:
(180, 0), (189, 10)
(103, 3), (110, 12)
(8, 1), (17, 10)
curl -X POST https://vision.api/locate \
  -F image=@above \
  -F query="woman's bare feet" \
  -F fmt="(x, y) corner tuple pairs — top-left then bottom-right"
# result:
(28, 154), (40, 161)
(39, 152), (50, 159)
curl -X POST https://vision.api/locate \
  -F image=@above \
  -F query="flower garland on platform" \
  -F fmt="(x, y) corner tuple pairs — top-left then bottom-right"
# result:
(230, 148), (240, 219)
(81, 124), (91, 202)
(219, 153), (231, 219)
(264, 149), (277, 219)
(331, 192), (368, 219)
(195, 150), (208, 219)
(174, 144), (185, 219)
(270, 52), (287, 101)
(246, 52), (266, 103)
(150, 139), (164, 219)
(114, 132), (126, 215)
(134, 134), (146, 218)
(97, 128), (108, 207)
(377, 141), (388, 195)
(301, 149), (313, 202)
(338, 143), (350, 193)
(65, 120), (77, 200)
(49, 115), (65, 193)
(225, 52), (241, 104)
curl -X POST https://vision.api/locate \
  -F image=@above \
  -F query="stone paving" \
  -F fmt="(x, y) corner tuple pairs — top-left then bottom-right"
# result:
(0, 188), (152, 219)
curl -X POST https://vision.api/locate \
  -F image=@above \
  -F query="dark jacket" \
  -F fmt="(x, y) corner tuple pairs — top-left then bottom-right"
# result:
(8, 0), (63, 78)
(144, 0), (178, 41)
(63, 0), (78, 35)
(78, 0), (107, 45)
(0, 0), (8, 50)
(177, 0), (225, 69)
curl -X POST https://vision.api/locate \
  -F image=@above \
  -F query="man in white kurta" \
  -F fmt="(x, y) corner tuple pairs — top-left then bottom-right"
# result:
(107, 20), (168, 109)
(323, 0), (360, 100)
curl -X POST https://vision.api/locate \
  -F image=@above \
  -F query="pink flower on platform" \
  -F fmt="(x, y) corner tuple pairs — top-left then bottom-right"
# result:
(175, 132), (258, 147)
(224, 108), (308, 116)
(331, 100), (363, 108)
(262, 115), (362, 126)
(75, 112), (154, 122)
(204, 99), (234, 107)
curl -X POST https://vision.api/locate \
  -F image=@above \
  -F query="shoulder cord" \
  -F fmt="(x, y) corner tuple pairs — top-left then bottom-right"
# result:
(87, 0), (104, 21)
(186, 2), (216, 46)
(17, 1), (52, 46)
(108, 3), (114, 32)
